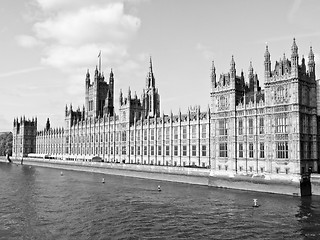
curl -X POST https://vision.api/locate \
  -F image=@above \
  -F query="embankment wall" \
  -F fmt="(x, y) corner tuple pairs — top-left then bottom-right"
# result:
(2, 157), (320, 196)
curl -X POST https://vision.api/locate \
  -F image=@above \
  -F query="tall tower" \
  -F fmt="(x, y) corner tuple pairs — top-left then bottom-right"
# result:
(142, 57), (160, 118)
(85, 64), (115, 119)
(12, 116), (37, 159)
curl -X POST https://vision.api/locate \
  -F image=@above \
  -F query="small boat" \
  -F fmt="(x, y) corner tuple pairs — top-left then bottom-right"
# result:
(253, 199), (260, 207)
(157, 185), (161, 192)
(102, 178), (105, 183)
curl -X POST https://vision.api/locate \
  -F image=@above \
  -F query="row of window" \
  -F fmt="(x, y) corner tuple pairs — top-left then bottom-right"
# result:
(65, 125), (208, 144)
(64, 145), (208, 157)
(219, 115), (289, 136)
(219, 141), (287, 159)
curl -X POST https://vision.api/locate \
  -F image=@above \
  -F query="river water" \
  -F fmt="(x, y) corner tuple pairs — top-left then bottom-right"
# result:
(0, 162), (320, 240)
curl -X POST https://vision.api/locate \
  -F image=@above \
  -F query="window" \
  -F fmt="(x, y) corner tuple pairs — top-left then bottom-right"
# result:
(275, 114), (288, 133)
(116, 146), (119, 154)
(191, 126), (196, 139)
(137, 146), (141, 155)
(182, 145), (187, 156)
(249, 118), (253, 135)
(151, 146), (154, 155)
(111, 146), (113, 154)
(130, 131), (134, 141)
(182, 126), (187, 139)
(277, 142), (288, 158)
(238, 119), (243, 135)
(110, 133), (114, 142)
(157, 128), (162, 141)
(121, 131), (126, 141)
(144, 146), (147, 155)
(219, 119), (227, 136)
(174, 145), (178, 156)
(192, 145), (197, 156)
(150, 129), (154, 141)
(201, 124), (206, 138)
(259, 117), (264, 134)
(201, 145), (206, 156)
(136, 130), (140, 141)
(144, 129), (148, 141)
(249, 143), (253, 158)
(158, 146), (162, 155)
(122, 146), (126, 155)
(173, 127), (178, 140)
(165, 146), (170, 156)
(219, 143), (227, 157)
(260, 143), (265, 158)
(165, 128), (170, 140)
(130, 146), (134, 155)
(239, 143), (243, 158)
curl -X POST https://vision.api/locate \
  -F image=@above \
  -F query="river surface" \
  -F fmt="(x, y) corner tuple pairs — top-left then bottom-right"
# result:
(1, 162), (320, 240)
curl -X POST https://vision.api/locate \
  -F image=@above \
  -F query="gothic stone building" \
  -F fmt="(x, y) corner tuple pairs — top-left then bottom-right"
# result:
(12, 39), (320, 179)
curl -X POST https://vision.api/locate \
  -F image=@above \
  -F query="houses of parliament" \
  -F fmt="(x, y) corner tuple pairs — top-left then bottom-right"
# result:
(12, 39), (320, 179)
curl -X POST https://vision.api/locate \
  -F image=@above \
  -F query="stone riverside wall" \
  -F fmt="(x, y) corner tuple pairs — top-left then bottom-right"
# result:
(1, 157), (320, 196)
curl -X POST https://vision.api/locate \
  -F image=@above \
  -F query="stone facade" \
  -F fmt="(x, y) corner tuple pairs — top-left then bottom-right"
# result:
(12, 40), (320, 180)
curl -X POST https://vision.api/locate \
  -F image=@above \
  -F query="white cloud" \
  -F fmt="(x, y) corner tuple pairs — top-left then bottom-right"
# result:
(15, 34), (43, 48)
(34, 3), (140, 46)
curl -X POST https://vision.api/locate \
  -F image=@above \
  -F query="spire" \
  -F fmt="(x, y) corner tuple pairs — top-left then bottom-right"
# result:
(146, 57), (155, 88)
(46, 118), (50, 131)
(211, 60), (216, 87)
(308, 46), (315, 62)
(149, 56), (153, 73)
(230, 55), (236, 78)
(128, 87), (131, 99)
(249, 61), (254, 76)
(230, 55), (235, 68)
(264, 44), (270, 58)
(109, 68), (114, 85)
(119, 89), (123, 105)
(291, 38), (298, 56)
(308, 46), (315, 79)
(264, 44), (271, 79)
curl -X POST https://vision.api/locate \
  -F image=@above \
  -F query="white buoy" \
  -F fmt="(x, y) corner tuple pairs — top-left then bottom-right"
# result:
(157, 185), (161, 192)
(102, 178), (105, 183)
(61, 171), (63, 176)
(253, 199), (259, 207)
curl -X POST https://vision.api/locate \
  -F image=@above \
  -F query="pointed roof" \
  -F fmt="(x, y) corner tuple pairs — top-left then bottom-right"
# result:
(291, 38), (298, 54)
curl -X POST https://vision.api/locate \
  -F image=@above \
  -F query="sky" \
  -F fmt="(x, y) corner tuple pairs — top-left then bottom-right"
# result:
(1, 0), (320, 132)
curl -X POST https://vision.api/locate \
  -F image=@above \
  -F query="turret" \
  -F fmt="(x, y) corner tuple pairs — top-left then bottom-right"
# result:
(46, 118), (50, 131)
(230, 55), (236, 79)
(86, 69), (90, 86)
(291, 38), (299, 76)
(264, 44), (271, 79)
(94, 65), (99, 82)
(211, 60), (216, 90)
(119, 89), (123, 105)
(308, 46), (315, 80)
(248, 61), (254, 91)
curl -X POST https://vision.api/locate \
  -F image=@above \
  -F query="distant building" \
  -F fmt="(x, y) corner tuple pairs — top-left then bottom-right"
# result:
(12, 39), (319, 179)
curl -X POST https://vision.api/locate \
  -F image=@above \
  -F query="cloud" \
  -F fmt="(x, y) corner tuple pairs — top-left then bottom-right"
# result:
(34, 3), (140, 46)
(0, 66), (45, 78)
(15, 34), (43, 48)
